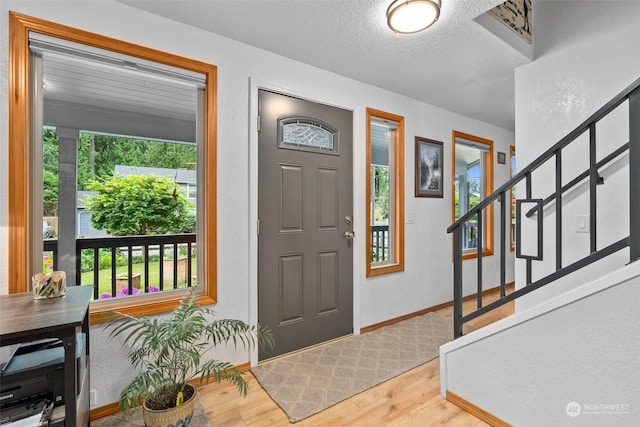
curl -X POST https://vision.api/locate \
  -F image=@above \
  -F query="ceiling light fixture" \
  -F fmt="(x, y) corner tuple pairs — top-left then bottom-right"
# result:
(387, 0), (441, 34)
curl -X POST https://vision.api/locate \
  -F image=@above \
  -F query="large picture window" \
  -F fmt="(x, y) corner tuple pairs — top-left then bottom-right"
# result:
(452, 131), (494, 259)
(9, 13), (217, 321)
(366, 108), (404, 276)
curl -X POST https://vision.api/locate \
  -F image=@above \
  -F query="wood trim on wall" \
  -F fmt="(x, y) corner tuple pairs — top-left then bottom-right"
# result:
(361, 282), (514, 333)
(365, 108), (405, 277)
(8, 12), (31, 294)
(8, 13), (218, 318)
(451, 130), (494, 261)
(446, 391), (512, 427)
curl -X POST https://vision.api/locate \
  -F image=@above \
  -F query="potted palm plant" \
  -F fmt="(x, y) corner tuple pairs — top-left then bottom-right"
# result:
(104, 291), (273, 427)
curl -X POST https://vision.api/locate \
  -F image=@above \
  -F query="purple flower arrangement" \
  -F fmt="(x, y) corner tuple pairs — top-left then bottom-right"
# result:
(100, 285), (160, 299)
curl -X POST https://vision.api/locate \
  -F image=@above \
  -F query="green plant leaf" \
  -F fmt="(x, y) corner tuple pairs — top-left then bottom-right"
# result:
(103, 290), (274, 410)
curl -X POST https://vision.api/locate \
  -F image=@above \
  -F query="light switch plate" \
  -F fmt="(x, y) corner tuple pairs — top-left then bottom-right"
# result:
(406, 211), (414, 224)
(575, 214), (589, 233)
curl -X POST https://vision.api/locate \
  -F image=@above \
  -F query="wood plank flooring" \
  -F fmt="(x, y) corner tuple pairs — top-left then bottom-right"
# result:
(198, 289), (514, 426)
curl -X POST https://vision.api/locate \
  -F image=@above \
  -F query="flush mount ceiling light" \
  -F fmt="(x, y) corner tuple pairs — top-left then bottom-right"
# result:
(387, 0), (441, 34)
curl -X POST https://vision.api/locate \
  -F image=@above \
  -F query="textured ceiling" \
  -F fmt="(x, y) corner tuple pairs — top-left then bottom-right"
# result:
(119, 0), (532, 131)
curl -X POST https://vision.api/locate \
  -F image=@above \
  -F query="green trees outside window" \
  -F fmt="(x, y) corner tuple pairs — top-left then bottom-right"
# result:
(85, 174), (193, 236)
(42, 128), (197, 218)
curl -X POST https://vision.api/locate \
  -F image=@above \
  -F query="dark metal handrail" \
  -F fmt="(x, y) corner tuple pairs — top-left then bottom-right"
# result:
(447, 77), (640, 338)
(524, 142), (627, 218)
(449, 78), (640, 233)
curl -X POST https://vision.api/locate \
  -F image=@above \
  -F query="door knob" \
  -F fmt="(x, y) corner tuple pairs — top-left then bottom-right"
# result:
(344, 231), (355, 240)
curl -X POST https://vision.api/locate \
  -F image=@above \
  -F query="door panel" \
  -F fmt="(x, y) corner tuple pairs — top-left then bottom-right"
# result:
(318, 251), (339, 313)
(258, 90), (353, 360)
(280, 255), (303, 322)
(318, 168), (339, 229)
(280, 165), (303, 231)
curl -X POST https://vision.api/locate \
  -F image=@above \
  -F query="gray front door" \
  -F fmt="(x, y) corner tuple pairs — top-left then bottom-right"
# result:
(258, 90), (353, 360)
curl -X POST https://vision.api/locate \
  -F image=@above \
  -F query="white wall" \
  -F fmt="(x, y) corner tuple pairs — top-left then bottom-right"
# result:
(438, 4), (640, 425)
(514, 0), (640, 309)
(440, 261), (640, 427)
(0, 0), (515, 406)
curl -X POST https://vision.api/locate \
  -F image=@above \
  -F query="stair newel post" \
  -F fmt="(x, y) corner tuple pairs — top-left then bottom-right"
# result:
(500, 190), (506, 297)
(453, 226), (463, 338)
(629, 88), (640, 262)
(476, 210), (483, 309)
(525, 171), (533, 285)
(555, 151), (563, 271)
(589, 124), (598, 254)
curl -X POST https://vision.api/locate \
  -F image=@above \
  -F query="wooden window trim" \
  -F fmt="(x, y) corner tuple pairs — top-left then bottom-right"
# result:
(8, 12), (218, 323)
(366, 108), (405, 277)
(451, 130), (494, 261)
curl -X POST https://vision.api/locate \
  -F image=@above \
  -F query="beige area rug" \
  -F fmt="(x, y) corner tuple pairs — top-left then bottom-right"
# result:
(251, 311), (452, 423)
(91, 398), (210, 427)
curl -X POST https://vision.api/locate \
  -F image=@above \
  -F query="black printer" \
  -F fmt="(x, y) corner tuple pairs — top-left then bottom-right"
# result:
(0, 333), (85, 425)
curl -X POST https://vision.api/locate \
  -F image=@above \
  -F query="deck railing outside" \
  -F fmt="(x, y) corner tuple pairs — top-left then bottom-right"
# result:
(371, 225), (389, 262)
(44, 233), (196, 300)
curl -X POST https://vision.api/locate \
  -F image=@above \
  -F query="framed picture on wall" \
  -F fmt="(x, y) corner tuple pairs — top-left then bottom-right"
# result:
(415, 137), (443, 198)
(497, 151), (506, 164)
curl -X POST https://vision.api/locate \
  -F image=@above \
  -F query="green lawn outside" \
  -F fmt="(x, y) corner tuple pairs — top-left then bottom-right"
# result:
(82, 257), (197, 299)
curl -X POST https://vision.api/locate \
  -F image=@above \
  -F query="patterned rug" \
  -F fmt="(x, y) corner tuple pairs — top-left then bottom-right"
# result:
(251, 311), (452, 422)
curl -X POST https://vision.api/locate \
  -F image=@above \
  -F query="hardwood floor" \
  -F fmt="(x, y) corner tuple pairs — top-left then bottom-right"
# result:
(198, 289), (514, 426)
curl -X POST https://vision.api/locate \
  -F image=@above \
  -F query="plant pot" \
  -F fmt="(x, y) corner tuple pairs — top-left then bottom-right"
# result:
(162, 257), (188, 286)
(142, 384), (197, 427)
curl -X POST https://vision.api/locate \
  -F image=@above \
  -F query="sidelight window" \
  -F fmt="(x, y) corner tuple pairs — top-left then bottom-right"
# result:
(366, 108), (404, 276)
(453, 131), (494, 259)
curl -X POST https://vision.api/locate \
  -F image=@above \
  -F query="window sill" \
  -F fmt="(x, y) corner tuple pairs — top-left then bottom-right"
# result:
(366, 262), (404, 277)
(89, 287), (215, 325)
(461, 249), (494, 261)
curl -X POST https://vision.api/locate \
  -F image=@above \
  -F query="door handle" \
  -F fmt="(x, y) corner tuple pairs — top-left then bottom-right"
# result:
(344, 231), (355, 240)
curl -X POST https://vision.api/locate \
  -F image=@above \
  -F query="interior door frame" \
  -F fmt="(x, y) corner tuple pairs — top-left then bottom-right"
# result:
(248, 79), (362, 366)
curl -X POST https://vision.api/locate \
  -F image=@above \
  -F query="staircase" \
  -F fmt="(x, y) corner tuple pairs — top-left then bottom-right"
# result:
(441, 78), (640, 426)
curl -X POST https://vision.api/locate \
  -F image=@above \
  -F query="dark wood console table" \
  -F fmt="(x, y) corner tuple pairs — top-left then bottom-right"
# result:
(0, 286), (92, 426)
